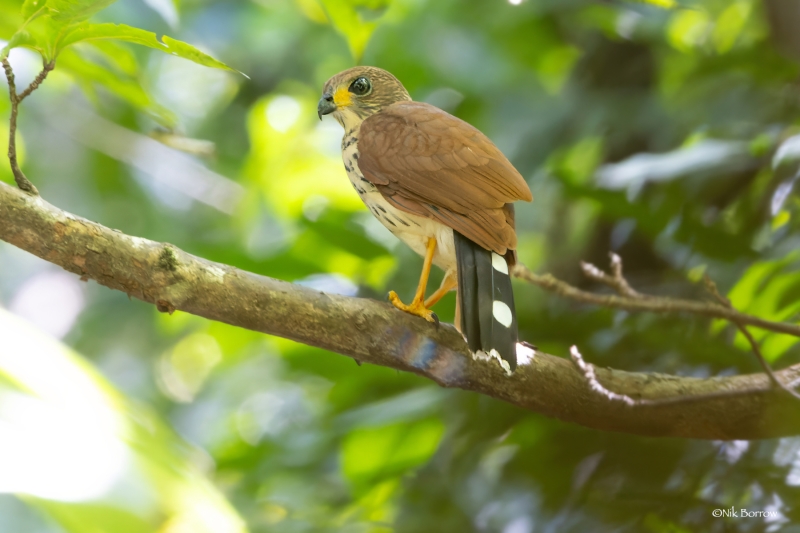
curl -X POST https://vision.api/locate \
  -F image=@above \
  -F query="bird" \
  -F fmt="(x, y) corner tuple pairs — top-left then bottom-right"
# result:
(317, 66), (532, 372)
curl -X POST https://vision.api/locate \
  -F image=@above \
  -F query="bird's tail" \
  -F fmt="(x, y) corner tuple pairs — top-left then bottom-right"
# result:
(454, 231), (518, 372)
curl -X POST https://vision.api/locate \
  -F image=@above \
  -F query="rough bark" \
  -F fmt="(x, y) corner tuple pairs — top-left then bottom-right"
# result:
(1, 180), (799, 439)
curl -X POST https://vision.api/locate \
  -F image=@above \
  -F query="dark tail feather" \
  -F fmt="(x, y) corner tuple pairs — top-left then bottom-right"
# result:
(455, 231), (518, 372)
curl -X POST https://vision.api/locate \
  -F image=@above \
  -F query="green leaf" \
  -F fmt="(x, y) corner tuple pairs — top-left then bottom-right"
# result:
(1, 30), (38, 60)
(21, 0), (47, 20)
(60, 22), (161, 49)
(342, 418), (444, 489)
(319, 0), (387, 61)
(60, 22), (239, 72)
(82, 39), (140, 76)
(161, 35), (235, 72)
(5, 12), (69, 60)
(294, 0), (329, 24)
(628, 0), (677, 7)
(57, 48), (177, 127)
(5, 1), (120, 60)
(46, 0), (118, 22)
(727, 256), (798, 313)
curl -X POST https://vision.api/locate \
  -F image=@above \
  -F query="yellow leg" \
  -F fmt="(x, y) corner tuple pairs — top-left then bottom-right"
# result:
(424, 272), (457, 308)
(388, 237), (438, 323)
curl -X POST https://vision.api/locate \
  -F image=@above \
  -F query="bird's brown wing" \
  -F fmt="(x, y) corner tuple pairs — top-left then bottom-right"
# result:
(357, 101), (532, 255)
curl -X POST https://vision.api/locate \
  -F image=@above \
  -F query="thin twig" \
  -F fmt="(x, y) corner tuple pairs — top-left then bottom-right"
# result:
(2, 58), (55, 195)
(581, 252), (643, 298)
(17, 60), (54, 102)
(518, 256), (800, 404)
(703, 275), (800, 401)
(512, 264), (800, 338)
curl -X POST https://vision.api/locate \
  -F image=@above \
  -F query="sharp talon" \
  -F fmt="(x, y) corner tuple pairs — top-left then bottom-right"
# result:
(431, 312), (439, 327)
(387, 289), (438, 323)
(522, 341), (538, 351)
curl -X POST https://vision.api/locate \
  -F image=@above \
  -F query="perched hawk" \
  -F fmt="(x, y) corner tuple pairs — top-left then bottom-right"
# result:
(318, 66), (532, 371)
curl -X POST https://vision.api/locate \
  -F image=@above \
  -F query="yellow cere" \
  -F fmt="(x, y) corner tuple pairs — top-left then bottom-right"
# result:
(333, 86), (353, 107)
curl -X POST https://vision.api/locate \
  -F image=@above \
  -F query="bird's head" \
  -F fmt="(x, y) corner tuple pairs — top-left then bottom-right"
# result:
(318, 66), (411, 129)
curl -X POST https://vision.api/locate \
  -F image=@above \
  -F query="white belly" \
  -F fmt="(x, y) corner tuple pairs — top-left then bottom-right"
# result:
(362, 192), (457, 273)
(341, 132), (456, 274)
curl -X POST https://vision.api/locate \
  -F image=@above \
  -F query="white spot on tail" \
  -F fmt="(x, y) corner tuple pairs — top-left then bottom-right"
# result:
(492, 301), (513, 327)
(491, 253), (509, 275)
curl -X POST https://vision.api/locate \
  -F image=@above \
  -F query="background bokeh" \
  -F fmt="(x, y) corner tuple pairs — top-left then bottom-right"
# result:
(2, 0), (800, 531)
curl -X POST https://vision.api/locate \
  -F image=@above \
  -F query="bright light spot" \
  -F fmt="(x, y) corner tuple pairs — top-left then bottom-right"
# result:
(1, 47), (42, 89)
(773, 134), (800, 170)
(9, 271), (85, 339)
(0, 391), (128, 501)
(157, 333), (222, 403)
(715, 440), (749, 464)
(235, 388), (309, 445)
(509, 0), (523, 4)
(133, 170), (193, 211)
(356, 212), (399, 251)
(141, 0), (179, 27)
(516, 343), (536, 366)
(772, 437), (800, 467)
(786, 455), (800, 486)
(267, 96), (302, 133)
(667, 9), (710, 52)
(764, 493), (790, 529)
(503, 516), (534, 533)
(154, 54), (237, 128)
(0, 309), (129, 501)
(423, 87), (464, 112)
(616, 11), (642, 40)
(302, 194), (330, 221)
(296, 273), (358, 297)
(313, 119), (344, 156)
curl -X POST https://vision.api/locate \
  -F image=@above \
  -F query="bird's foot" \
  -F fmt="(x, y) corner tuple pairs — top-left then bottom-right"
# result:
(388, 291), (439, 326)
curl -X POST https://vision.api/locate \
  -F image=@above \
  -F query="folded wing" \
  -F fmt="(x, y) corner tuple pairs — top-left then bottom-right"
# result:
(357, 101), (532, 255)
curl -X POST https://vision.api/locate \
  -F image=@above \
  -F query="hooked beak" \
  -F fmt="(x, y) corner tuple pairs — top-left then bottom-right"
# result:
(317, 93), (336, 120)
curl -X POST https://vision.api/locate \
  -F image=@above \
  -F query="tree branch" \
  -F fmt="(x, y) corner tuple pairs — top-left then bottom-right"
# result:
(514, 254), (800, 403)
(512, 263), (800, 338)
(2, 181), (800, 439)
(581, 253), (643, 299)
(2, 58), (54, 195)
(702, 275), (800, 401)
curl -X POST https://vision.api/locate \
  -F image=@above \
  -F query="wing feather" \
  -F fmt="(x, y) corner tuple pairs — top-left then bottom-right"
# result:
(357, 102), (532, 254)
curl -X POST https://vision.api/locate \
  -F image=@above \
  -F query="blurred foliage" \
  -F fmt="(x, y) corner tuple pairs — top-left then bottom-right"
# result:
(2, 0), (800, 532)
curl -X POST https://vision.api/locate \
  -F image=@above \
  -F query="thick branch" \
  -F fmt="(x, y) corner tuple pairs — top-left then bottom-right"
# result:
(2, 180), (800, 439)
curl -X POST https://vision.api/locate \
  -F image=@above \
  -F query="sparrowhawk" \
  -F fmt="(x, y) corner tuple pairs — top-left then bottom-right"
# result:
(318, 66), (532, 371)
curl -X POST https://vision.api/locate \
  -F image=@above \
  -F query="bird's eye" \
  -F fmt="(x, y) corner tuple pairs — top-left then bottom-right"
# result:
(349, 77), (371, 96)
